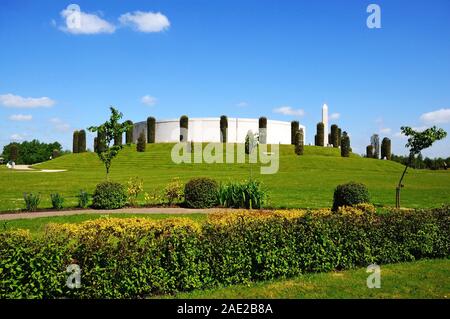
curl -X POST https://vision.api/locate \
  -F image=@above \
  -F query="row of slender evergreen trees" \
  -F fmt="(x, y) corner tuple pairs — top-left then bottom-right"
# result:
(366, 137), (392, 160)
(74, 116), (354, 157)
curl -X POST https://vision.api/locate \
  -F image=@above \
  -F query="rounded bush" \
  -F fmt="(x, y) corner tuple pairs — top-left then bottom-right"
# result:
(184, 177), (218, 208)
(332, 182), (370, 211)
(92, 181), (127, 209)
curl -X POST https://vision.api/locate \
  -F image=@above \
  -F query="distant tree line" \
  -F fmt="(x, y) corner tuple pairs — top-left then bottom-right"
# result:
(2, 140), (64, 165)
(391, 154), (449, 170)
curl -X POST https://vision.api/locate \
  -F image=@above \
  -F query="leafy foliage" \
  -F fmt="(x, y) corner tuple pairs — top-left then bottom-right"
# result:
(330, 124), (339, 148)
(341, 132), (351, 157)
(381, 137), (391, 160)
(295, 129), (304, 155)
(78, 130), (86, 153)
(136, 131), (146, 152)
(126, 177), (144, 207)
(88, 107), (132, 178)
(332, 182), (370, 211)
(1, 207), (448, 298)
(290, 121), (299, 145)
(92, 181), (127, 209)
(316, 122), (324, 147)
(220, 115), (228, 143)
(3, 140), (62, 165)
(147, 117), (156, 143)
(366, 145), (374, 158)
(258, 117), (267, 144)
(184, 177), (218, 208)
(125, 120), (134, 145)
(165, 178), (184, 205)
(217, 179), (267, 209)
(23, 193), (40, 211)
(72, 131), (79, 153)
(50, 193), (64, 210)
(180, 115), (189, 142)
(77, 190), (89, 208)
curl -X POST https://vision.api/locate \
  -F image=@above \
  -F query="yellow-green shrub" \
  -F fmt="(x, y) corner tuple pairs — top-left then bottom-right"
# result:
(1, 207), (449, 298)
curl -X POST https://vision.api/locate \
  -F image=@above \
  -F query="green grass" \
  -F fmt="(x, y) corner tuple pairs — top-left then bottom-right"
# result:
(163, 259), (450, 299)
(0, 213), (206, 236)
(0, 143), (449, 211)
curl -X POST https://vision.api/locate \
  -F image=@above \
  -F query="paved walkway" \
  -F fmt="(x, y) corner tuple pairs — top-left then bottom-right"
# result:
(0, 207), (235, 221)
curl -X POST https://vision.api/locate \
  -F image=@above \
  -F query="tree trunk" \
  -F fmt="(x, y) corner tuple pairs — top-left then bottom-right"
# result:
(396, 157), (411, 208)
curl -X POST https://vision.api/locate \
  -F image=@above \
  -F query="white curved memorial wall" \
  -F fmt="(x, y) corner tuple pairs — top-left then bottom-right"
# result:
(133, 117), (305, 145)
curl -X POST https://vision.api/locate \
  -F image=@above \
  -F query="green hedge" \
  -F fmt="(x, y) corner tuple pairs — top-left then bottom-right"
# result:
(147, 117), (156, 143)
(91, 181), (127, 209)
(220, 115), (228, 143)
(184, 177), (218, 208)
(78, 130), (86, 153)
(1, 207), (448, 298)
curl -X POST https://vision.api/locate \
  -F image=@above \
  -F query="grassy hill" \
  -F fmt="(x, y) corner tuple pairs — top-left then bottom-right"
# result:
(0, 143), (449, 211)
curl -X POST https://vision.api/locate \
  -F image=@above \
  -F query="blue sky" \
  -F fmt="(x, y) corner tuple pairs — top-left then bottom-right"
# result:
(1, 0), (450, 157)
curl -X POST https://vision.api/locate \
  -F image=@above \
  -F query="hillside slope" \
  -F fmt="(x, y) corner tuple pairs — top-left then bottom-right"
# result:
(1, 144), (449, 211)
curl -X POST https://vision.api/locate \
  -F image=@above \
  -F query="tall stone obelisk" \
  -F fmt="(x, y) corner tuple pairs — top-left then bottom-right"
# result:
(322, 103), (329, 146)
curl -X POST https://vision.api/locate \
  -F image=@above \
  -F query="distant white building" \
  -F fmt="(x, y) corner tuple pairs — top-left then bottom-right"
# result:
(132, 117), (306, 145)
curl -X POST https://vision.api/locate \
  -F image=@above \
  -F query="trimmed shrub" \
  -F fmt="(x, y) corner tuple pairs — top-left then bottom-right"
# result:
(93, 137), (98, 153)
(1, 207), (448, 298)
(51, 149), (60, 159)
(97, 131), (106, 153)
(295, 129), (304, 155)
(114, 132), (122, 146)
(258, 117), (267, 144)
(341, 132), (350, 157)
(72, 130), (79, 153)
(50, 193), (64, 210)
(220, 115), (228, 143)
(291, 121), (299, 145)
(92, 181), (127, 209)
(314, 134), (318, 146)
(180, 115), (189, 142)
(147, 117), (156, 143)
(337, 128), (342, 147)
(217, 180), (267, 209)
(316, 122), (324, 147)
(331, 124), (339, 148)
(332, 182), (370, 211)
(184, 177), (218, 208)
(137, 131), (146, 152)
(77, 190), (89, 208)
(78, 130), (86, 153)
(366, 145), (374, 158)
(381, 137), (392, 160)
(125, 120), (133, 145)
(23, 193), (40, 211)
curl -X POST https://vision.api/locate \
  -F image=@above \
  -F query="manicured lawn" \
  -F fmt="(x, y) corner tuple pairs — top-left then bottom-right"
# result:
(165, 259), (450, 299)
(0, 144), (449, 211)
(1, 213), (206, 235)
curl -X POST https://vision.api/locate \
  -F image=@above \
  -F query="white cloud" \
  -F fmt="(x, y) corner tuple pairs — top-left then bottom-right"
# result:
(9, 114), (32, 121)
(50, 118), (71, 132)
(10, 133), (25, 141)
(0, 93), (55, 108)
(273, 106), (305, 117)
(141, 95), (157, 106)
(379, 127), (392, 134)
(60, 5), (115, 35)
(236, 101), (249, 107)
(330, 113), (340, 120)
(420, 108), (450, 125)
(119, 11), (170, 32)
